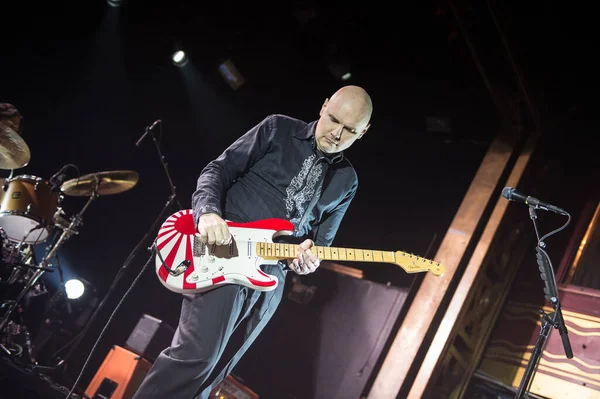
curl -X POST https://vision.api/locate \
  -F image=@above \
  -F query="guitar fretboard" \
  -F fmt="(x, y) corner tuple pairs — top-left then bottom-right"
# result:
(256, 242), (396, 264)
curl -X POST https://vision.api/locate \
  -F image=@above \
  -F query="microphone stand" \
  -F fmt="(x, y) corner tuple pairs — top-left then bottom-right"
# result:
(54, 121), (181, 374)
(515, 206), (573, 399)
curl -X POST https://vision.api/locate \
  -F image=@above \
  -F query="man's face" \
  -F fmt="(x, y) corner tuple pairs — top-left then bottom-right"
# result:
(314, 98), (370, 154)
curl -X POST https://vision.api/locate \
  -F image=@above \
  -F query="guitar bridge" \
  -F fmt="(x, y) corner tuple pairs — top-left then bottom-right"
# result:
(193, 235), (205, 256)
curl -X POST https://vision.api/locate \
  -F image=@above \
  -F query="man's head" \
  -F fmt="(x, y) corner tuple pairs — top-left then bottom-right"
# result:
(0, 103), (22, 134)
(314, 85), (372, 154)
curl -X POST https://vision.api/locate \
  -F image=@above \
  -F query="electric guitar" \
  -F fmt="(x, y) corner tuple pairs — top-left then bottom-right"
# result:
(154, 209), (446, 294)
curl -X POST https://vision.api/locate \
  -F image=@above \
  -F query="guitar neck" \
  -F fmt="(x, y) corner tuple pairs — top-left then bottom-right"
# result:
(256, 242), (446, 276)
(257, 242), (396, 264)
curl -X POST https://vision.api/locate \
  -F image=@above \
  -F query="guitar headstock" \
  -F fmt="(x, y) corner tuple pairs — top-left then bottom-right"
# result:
(394, 251), (446, 276)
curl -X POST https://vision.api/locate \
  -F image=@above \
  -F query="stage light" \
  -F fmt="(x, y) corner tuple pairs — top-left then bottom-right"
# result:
(172, 50), (189, 67)
(218, 59), (245, 90)
(107, 0), (123, 7)
(341, 72), (352, 80)
(65, 279), (85, 299)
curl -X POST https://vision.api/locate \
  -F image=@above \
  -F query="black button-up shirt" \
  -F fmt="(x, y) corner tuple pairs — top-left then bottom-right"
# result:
(191, 114), (358, 246)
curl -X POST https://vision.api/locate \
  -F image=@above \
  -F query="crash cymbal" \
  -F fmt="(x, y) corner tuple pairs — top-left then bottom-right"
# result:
(0, 124), (30, 170)
(61, 170), (139, 196)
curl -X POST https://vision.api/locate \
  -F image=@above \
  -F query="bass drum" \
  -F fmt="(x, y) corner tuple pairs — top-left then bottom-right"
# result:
(0, 175), (59, 244)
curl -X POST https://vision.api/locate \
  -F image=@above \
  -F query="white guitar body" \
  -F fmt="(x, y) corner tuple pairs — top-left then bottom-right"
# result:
(155, 209), (295, 294)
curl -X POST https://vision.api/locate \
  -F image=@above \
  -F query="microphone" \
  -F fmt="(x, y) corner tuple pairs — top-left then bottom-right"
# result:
(502, 187), (568, 215)
(136, 119), (162, 147)
(49, 166), (69, 192)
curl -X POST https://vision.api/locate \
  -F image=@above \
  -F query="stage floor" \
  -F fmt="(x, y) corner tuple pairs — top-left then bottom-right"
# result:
(0, 357), (88, 399)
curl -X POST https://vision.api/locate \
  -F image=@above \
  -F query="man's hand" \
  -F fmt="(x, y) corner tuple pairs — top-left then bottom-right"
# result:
(288, 239), (320, 275)
(197, 213), (231, 245)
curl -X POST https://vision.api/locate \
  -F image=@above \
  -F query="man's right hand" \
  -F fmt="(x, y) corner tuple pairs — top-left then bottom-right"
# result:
(197, 213), (232, 245)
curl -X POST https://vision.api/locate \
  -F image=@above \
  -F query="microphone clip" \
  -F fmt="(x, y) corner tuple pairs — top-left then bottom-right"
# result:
(136, 119), (162, 148)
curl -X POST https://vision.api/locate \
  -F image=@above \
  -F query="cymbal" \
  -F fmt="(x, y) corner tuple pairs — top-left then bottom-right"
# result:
(61, 170), (139, 196)
(0, 124), (30, 170)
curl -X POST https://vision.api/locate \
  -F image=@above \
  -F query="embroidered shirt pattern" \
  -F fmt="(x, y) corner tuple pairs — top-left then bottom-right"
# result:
(285, 154), (323, 229)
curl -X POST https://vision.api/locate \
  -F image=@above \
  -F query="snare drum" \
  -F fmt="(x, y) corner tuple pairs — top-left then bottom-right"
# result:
(0, 175), (59, 244)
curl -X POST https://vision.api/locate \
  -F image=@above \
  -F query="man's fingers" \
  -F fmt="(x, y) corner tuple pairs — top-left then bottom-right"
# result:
(197, 228), (208, 244)
(219, 225), (232, 245)
(305, 248), (318, 264)
(306, 258), (320, 273)
(294, 257), (307, 275)
(197, 223), (231, 246)
(299, 239), (314, 250)
(206, 229), (217, 245)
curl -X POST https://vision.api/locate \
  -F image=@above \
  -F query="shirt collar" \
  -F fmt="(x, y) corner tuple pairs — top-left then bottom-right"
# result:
(294, 120), (344, 164)
(293, 120), (317, 140)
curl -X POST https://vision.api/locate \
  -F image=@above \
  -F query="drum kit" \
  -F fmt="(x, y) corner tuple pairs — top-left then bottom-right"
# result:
(0, 120), (139, 366)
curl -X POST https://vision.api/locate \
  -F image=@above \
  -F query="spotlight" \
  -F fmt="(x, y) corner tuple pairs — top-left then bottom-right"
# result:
(172, 50), (189, 67)
(65, 279), (85, 299)
(327, 62), (352, 81)
(218, 59), (245, 90)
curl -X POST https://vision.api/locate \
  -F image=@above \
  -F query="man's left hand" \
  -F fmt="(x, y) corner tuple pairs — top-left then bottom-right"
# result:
(289, 239), (320, 275)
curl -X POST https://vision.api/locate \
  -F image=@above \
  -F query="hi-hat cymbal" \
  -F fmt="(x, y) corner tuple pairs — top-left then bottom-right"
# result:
(0, 124), (30, 170)
(61, 170), (139, 196)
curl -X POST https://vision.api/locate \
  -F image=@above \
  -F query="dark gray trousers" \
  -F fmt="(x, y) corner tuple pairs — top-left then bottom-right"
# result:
(131, 263), (286, 399)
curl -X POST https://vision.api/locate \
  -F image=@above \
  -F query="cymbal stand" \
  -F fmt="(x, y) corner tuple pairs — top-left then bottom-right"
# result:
(57, 121), (180, 373)
(0, 179), (98, 335)
(5, 226), (51, 285)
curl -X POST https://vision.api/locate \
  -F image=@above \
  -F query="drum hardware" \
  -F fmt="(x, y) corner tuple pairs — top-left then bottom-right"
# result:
(3, 243), (43, 286)
(53, 208), (74, 232)
(10, 260), (54, 274)
(0, 179), (98, 337)
(0, 169), (140, 371)
(0, 299), (36, 363)
(0, 174), (61, 244)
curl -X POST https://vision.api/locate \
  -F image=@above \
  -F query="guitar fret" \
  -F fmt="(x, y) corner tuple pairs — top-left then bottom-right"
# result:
(355, 250), (363, 261)
(373, 251), (383, 262)
(252, 242), (443, 276)
(346, 248), (355, 260)
(331, 247), (338, 260)
(257, 245), (427, 270)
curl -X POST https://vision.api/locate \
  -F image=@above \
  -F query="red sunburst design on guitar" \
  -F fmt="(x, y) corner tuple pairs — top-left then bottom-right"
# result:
(154, 209), (295, 294)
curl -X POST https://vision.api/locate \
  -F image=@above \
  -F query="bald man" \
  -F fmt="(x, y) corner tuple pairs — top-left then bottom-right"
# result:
(133, 85), (373, 399)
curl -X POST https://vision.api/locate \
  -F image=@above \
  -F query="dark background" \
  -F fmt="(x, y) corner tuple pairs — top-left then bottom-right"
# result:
(0, 0), (595, 397)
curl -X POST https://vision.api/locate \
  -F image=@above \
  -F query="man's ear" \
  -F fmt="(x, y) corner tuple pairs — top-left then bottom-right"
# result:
(358, 123), (370, 139)
(319, 98), (329, 116)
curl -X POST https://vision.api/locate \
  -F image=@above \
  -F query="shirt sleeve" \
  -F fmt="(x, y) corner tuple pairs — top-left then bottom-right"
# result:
(312, 181), (357, 247)
(191, 115), (276, 225)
